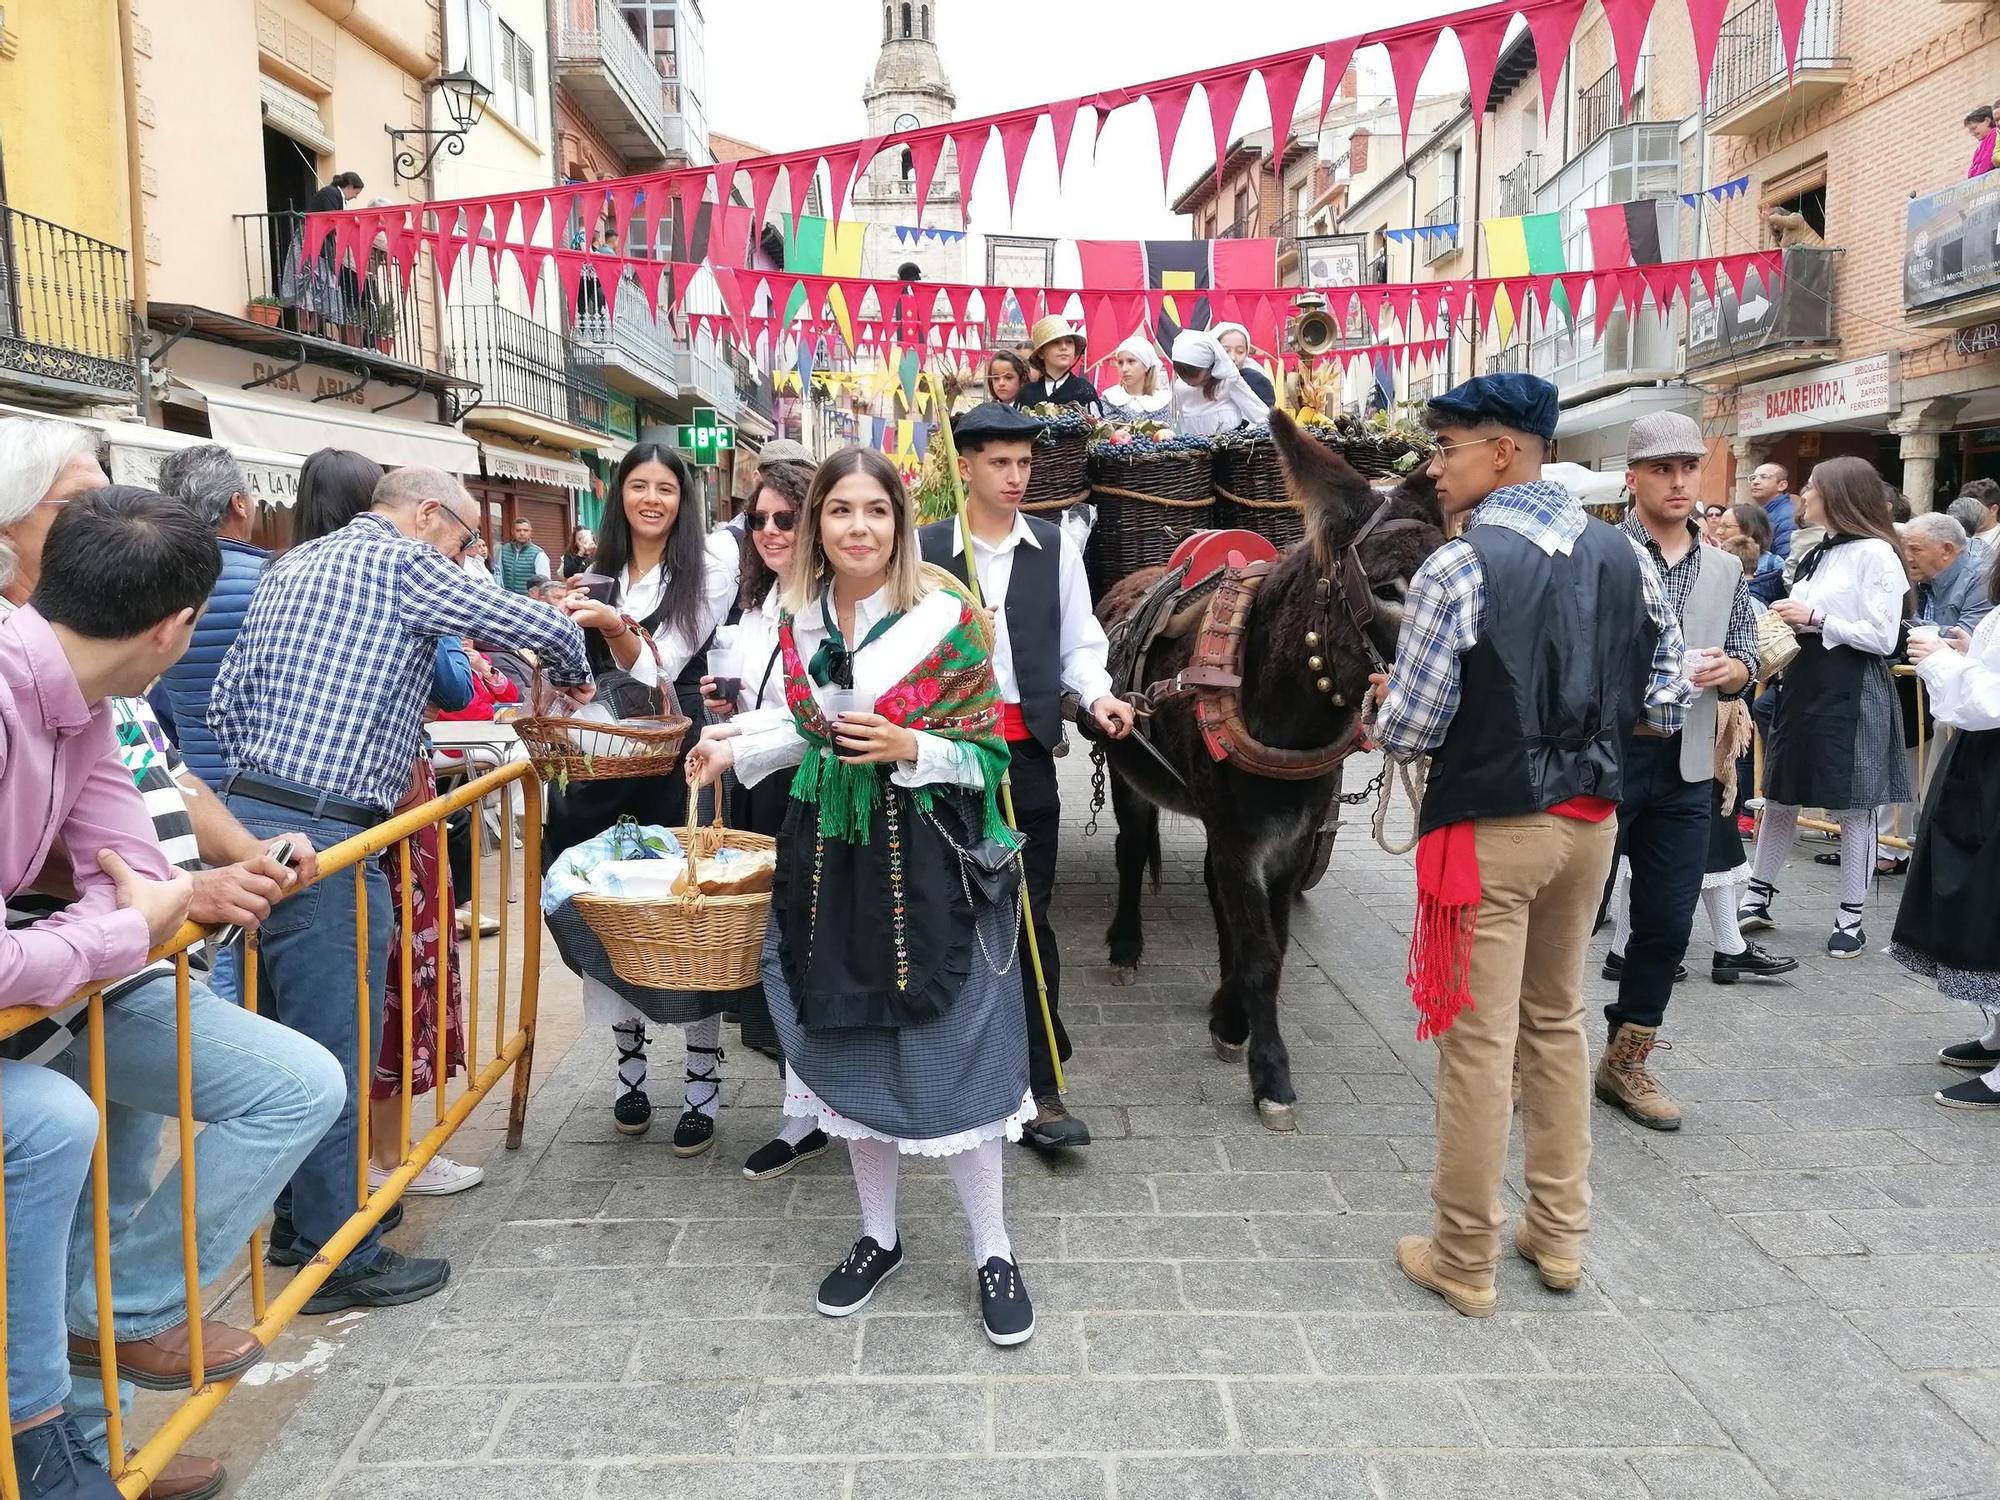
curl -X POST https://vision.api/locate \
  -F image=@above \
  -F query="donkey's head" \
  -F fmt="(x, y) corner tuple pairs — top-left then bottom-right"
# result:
(1268, 409), (1444, 652)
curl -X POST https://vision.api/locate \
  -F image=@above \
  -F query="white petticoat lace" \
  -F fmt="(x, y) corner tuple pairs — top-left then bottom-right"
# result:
(782, 1065), (1035, 1157)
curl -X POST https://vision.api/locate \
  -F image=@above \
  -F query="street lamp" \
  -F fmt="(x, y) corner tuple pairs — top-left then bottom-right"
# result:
(386, 68), (492, 182)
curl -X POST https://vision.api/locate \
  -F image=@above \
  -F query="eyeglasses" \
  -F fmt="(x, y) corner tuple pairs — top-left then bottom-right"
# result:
(1430, 436), (1502, 458)
(748, 509), (797, 533)
(437, 505), (480, 558)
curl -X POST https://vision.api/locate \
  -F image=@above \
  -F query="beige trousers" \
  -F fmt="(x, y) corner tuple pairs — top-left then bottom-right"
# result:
(1430, 811), (1619, 1287)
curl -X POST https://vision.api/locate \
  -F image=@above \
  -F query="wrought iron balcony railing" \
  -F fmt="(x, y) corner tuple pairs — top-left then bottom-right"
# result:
(236, 211), (433, 369)
(0, 208), (137, 398)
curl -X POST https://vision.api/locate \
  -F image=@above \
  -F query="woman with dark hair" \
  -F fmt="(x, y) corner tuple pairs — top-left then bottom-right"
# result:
(1731, 501), (1786, 606)
(697, 457), (827, 1179)
(559, 523), (596, 580)
(686, 446), (1037, 1345)
(286, 173), (366, 336)
(293, 447), (385, 543)
(549, 440), (739, 1149)
(1893, 558), (2000, 1105)
(1741, 455), (1911, 956)
(984, 350), (1028, 406)
(1968, 105), (1997, 178)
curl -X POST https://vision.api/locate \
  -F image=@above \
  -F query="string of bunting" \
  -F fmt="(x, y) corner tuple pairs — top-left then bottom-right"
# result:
(300, 0), (1817, 277)
(1379, 175), (1754, 245)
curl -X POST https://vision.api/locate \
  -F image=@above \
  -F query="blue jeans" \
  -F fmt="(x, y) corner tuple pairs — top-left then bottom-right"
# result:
(1, 1062), (96, 1420)
(224, 790), (391, 1272)
(51, 973), (341, 1458)
(1607, 734), (1715, 1033)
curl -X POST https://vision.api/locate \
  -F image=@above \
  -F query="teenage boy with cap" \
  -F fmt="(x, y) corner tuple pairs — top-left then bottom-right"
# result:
(1596, 413), (1777, 1131)
(920, 402), (1134, 1149)
(1370, 372), (1688, 1317)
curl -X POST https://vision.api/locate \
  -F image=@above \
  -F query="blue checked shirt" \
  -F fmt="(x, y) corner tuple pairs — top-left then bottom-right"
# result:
(211, 513), (589, 810)
(1377, 480), (1690, 760)
(1619, 511), (1760, 700)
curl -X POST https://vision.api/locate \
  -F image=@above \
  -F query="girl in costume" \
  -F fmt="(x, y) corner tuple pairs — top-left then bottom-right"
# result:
(1019, 316), (1100, 410)
(983, 350), (1028, 406)
(687, 447), (1037, 1347)
(1169, 328), (1270, 437)
(1101, 334), (1172, 418)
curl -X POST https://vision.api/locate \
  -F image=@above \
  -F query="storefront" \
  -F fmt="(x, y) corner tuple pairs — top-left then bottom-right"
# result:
(466, 441), (594, 572)
(1731, 353), (1904, 501)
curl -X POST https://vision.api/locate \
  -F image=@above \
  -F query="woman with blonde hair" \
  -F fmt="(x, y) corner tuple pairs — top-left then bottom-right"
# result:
(687, 447), (1038, 1345)
(1741, 455), (1911, 956)
(1102, 334), (1171, 417)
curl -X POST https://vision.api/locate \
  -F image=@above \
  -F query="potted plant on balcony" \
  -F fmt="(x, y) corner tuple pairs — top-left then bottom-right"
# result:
(363, 293), (398, 355)
(246, 294), (285, 328)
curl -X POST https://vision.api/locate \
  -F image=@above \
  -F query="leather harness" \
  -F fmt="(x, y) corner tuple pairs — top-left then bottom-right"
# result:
(1112, 497), (1429, 782)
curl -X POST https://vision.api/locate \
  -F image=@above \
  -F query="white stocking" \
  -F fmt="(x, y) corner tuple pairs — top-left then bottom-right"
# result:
(777, 1113), (818, 1146)
(1751, 802), (1800, 887)
(611, 1018), (647, 1101)
(1607, 861), (1633, 959)
(1704, 885), (1747, 956)
(1836, 810), (1875, 915)
(1981, 1011), (2000, 1050)
(847, 1137), (900, 1251)
(946, 1139), (1013, 1266)
(683, 1014), (722, 1119)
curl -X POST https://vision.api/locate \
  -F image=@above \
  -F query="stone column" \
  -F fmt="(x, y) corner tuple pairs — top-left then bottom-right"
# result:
(1892, 397), (1969, 515)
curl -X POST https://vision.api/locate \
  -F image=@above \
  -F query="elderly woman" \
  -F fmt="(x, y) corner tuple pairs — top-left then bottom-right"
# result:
(1101, 334), (1171, 418)
(1169, 328), (1270, 437)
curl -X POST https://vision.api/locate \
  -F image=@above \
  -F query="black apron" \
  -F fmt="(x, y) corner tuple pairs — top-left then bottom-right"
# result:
(1892, 729), (2000, 974)
(1764, 632), (1873, 808)
(726, 636), (789, 1057)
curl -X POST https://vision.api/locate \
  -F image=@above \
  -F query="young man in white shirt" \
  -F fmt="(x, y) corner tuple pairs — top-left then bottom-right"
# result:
(918, 402), (1134, 1149)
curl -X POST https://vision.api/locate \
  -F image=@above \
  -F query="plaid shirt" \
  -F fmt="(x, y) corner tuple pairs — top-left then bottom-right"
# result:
(1620, 512), (1759, 699)
(1377, 480), (1689, 758)
(212, 513), (589, 810)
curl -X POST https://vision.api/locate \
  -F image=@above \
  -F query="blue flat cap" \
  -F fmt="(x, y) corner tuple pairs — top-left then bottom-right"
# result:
(1425, 373), (1560, 441)
(952, 401), (1047, 442)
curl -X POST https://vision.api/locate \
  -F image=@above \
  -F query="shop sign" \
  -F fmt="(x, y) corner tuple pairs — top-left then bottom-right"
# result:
(1954, 321), (2000, 357)
(1736, 353), (1900, 437)
(1906, 174), (2000, 312)
(108, 443), (301, 506)
(479, 444), (590, 491)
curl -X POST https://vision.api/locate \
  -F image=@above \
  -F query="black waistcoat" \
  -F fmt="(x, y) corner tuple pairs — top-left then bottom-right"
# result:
(1419, 518), (1658, 835)
(919, 516), (1064, 748)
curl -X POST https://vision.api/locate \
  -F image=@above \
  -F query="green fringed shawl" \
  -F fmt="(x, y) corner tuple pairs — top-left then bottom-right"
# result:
(777, 582), (1016, 847)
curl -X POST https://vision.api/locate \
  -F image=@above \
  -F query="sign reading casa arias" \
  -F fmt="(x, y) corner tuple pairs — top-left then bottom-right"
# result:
(1737, 354), (1900, 438)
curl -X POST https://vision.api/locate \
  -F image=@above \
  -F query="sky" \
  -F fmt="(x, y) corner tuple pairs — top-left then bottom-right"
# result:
(700, 0), (1470, 271)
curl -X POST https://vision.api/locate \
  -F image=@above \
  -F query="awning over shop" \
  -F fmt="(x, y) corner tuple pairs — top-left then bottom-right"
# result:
(479, 442), (590, 491)
(0, 402), (305, 507)
(171, 376), (477, 474)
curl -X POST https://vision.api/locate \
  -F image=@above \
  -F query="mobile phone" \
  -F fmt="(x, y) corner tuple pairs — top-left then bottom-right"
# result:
(211, 838), (297, 952)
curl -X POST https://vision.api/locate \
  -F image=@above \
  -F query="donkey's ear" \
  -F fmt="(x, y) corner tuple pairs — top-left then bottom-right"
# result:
(1269, 409), (1373, 539)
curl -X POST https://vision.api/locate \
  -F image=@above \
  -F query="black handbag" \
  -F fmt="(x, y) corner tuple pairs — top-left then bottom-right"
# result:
(923, 803), (1025, 905)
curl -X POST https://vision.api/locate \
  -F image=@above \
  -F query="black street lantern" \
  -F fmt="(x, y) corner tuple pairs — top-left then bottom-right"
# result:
(386, 68), (492, 182)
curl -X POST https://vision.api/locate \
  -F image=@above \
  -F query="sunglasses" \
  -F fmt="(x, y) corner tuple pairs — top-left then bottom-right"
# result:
(748, 509), (796, 533)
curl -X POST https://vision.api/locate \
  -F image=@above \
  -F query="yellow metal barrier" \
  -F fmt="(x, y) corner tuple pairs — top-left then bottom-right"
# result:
(0, 760), (544, 1498)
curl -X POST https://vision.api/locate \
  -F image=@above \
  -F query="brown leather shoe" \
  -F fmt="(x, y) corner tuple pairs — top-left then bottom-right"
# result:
(1021, 1094), (1091, 1150)
(1395, 1235), (1497, 1318)
(1594, 1022), (1683, 1131)
(1515, 1223), (1583, 1291)
(144, 1454), (225, 1500)
(68, 1319), (264, 1391)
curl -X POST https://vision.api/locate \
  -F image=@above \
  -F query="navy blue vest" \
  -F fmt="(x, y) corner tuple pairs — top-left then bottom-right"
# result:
(1418, 518), (1658, 835)
(919, 515), (1063, 749)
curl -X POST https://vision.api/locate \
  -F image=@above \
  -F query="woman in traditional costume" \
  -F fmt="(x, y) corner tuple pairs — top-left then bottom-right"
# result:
(687, 447), (1037, 1347)
(1739, 456), (1910, 957)
(1101, 334), (1172, 418)
(1892, 574), (2000, 1107)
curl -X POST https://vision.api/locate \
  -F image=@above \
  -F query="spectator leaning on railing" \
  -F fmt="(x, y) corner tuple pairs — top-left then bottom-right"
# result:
(150, 443), (266, 791)
(210, 465), (590, 1312)
(1, 477), (345, 1500)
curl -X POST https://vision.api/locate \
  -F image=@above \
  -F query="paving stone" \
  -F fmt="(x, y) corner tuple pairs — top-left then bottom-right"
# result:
(1220, 1133), (1405, 1173)
(1830, 1208), (2000, 1255)
(345, 1464), (597, 1500)
(594, 1461), (847, 1500)
(850, 1458), (1109, 1500)
(1082, 1313), (1310, 1376)
(1149, 1172), (1340, 1216)
(1924, 1373), (2000, 1447)
(1843, 1309), (1997, 1371)
(995, 1380), (1230, 1453)
(1465, 1375), (1726, 1447)
(472, 1218), (683, 1270)
(1366, 1453), (1647, 1500)
(542, 1265), (772, 1323)
(630, 1316), (860, 1378)
(859, 1311), (1085, 1375)
(493, 1382), (756, 1460)
(1180, 1259), (1402, 1314)
(1509, 1314), (1665, 1375)
(1229, 1378), (1482, 1450)
(1063, 1213), (1259, 1261)
(1117, 1454), (1375, 1500)
(1024, 1261), (1185, 1311)
(1625, 1451), (1779, 1499)
(1687, 1169), (1901, 1215)
(1300, 1313), (1540, 1378)
(1731, 1129), (1936, 1170)
(394, 1322), (644, 1386)
(360, 1388), (511, 1464)
(1728, 1210), (1867, 1258)
(742, 1381), (987, 1457)
(1782, 1253), (2000, 1311)
(1250, 1212), (1413, 1260)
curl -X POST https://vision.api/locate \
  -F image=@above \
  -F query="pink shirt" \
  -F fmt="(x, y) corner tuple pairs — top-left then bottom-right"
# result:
(1971, 132), (1996, 178)
(0, 605), (169, 1007)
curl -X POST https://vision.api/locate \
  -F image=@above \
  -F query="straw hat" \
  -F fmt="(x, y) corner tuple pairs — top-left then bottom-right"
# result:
(1029, 314), (1085, 360)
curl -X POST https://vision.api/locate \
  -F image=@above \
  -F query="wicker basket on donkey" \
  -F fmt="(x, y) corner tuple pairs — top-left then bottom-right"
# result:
(1084, 438), (1214, 597)
(1210, 430), (1303, 550)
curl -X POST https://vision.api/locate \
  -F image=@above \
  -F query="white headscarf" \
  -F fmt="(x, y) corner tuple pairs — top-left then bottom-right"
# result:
(1113, 334), (1161, 373)
(1209, 321), (1252, 356)
(1170, 328), (1235, 379)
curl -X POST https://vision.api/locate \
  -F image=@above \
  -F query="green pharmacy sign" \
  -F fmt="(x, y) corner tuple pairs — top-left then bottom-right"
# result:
(676, 407), (736, 466)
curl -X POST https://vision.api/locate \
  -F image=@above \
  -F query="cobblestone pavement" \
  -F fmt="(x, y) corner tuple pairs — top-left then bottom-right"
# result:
(232, 753), (2000, 1500)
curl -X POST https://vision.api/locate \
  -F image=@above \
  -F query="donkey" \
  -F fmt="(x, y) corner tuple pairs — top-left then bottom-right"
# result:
(1095, 411), (1443, 1130)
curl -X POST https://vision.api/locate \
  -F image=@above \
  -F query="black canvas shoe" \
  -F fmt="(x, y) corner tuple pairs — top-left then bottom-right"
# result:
(266, 1202), (401, 1268)
(1599, 951), (1687, 983)
(301, 1247), (449, 1314)
(1738, 879), (1777, 933)
(671, 1109), (716, 1158)
(613, 1087), (653, 1137)
(1826, 903), (1867, 960)
(1710, 943), (1799, 984)
(815, 1236), (904, 1316)
(1940, 1040), (2000, 1071)
(976, 1256), (1036, 1346)
(613, 1021), (651, 1136)
(1937, 1076), (2000, 1110)
(742, 1129), (829, 1181)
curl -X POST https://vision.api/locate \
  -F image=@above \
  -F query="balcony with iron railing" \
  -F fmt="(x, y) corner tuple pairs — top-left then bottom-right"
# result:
(555, 0), (680, 168)
(1217, 213), (1255, 239)
(573, 270), (681, 400)
(0, 207), (136, 401)
(235, 211), (434, 371)
(1576, 60), (1650, 151)
(1686, 244), (1839, 378)
(446, 302), (618, 437)
(1273, 211), (1304, 277)
(1709, 0), (1848, 136)
(1497, 155), (1540, 218)
(1424, 197), (1462, 265)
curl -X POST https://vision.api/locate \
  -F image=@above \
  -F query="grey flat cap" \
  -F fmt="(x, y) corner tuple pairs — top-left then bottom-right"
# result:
(756, 439), (815, 469)
(1626, 411), (1706, 465)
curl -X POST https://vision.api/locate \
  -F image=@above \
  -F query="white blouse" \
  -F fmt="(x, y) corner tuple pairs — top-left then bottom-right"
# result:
(1102, 386), (1172, 418)
(1789, 536), (1906, 658)
(729, 585), (992, 794)
(1918, 608), (2000, 731)
(618, 529), (738, 689)
(1171, 374), (1269, 437)
(724, 585), (786, 714)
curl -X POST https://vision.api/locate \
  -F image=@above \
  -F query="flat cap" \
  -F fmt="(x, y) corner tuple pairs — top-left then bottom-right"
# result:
(952, 401), (1046, 442)
(1625, 411), (1706, 465)
(756, 439), (814, 468)
(1425, 373), (1560, 442)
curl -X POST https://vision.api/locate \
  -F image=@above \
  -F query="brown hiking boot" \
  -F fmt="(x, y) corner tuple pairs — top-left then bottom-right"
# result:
(1595, 1023), (1682, 1131)
(1515, 1224), (1582, 1291)
(1395, 1235), (1497, 1318)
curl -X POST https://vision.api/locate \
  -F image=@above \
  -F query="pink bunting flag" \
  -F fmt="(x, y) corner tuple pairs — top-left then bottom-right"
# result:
(515, 192), (547, 248)
(1604, 0), (1659, 111)
(608, 184), (641, 249)
(1525, 0), (1589, 129)
(907, 134), (947, 228)
(996, 113), (1039, 221)
(822, 147), (861, 226)
(1260, 56), (1312, 179)
(746, 162), (782, 241)
(1145, 82), (1195, 196)
(1047, 97), (1083, 183)
(1205, 69), (1252, 192)
(1317, 39), (1359, 130)
(952, 126), (991, 221)
(552, 251), (587, 322)
(674, 173), (710, 250)
(1453, 12), (1513, 132)
(518, 245), (550, 315)
(1685, 0), (1732, 104)
(785, 158), (816, 231)
(1772, 0), (1810, 80)
(1382, 27), (1440, 155)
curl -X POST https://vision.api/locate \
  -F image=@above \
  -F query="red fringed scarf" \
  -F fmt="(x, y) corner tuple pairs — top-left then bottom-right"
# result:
(1407, 821), (1481, 1039)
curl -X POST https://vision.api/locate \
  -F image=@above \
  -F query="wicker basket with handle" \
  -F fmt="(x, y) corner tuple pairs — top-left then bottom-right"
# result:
(570, 806), (776, 991)
(512, 634), (690, 783)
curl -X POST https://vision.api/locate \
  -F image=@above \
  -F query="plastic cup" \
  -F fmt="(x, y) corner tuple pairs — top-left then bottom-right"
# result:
(1908, 624), (1941, 645)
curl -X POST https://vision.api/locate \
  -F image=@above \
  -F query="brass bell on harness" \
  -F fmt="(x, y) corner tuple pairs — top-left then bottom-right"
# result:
(1308, 655), (1324, 671)
(1304, 631), (1321, 647)
(1316, 676), (1333, 693)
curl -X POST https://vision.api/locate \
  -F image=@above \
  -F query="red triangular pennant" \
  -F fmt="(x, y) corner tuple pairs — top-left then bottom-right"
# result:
(785, 158), (815, 231)
(1260, 56), (1313, 179)
(674, 173), (710, 252)
(553, 250), (587, 322)
(822, 147), (861, 225)
(1773, 0), (1810, 80)
(907, 133), (947, 228)
(1145, 82), (1195, 195)
(1317, 39), (1359, 129)
(1383, 27), (1441, 154)
(952, 126), (990, 221)
(1605, 0), (1659, 111)
(996, 113), (1038, 221)
(1453, 13), (1513, 132)
(746, 162), (782, 240)
(1205, 69), (1252, 192)
(1686, 0), (1732, 104)
(1047, 97), (1083, 182)
(1525, 0), (1589, 129)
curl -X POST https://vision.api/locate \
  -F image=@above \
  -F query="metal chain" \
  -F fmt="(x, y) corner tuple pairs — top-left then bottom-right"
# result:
(1084, 745), (1108, 836)
(920, 809), (1025, 975)
(1334, 767), (1386, 806)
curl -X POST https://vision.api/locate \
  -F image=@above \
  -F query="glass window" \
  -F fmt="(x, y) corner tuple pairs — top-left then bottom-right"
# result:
(465, 0), (495, 88)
